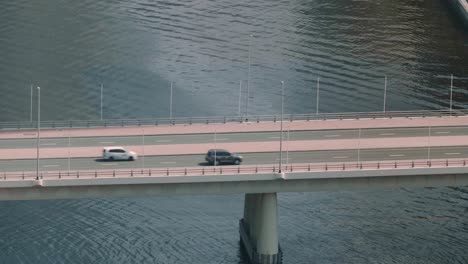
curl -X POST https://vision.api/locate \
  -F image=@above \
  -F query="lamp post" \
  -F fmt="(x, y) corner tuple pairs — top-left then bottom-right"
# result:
(36, 86), (41, 180)
(67, 131), (71, 174)
(286, 124), (290, 168)
(428, 125), (431, 161)
(238, 80), (242, 118)
(279, 81), (285, 173)
(450, 74), (453, 113)
(246, 34), (253, 118)
(170, 82), (173, 119)
(433, 74), (468, 113)
(357, 128), (361, 165)
(100, 83), (103, 120)
(214, 129), (217, 167)
(142, 128), (145, 171)
(316, 77), (320, 115)
(30, 84), (33, 123)
(383, 75), (387, 112)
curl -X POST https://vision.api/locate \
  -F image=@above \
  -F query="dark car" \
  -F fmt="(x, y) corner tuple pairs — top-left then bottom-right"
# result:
(205, 149), (243, 165)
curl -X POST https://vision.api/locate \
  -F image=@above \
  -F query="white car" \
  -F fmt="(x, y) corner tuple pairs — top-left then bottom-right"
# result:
(102, 147), (138, 161)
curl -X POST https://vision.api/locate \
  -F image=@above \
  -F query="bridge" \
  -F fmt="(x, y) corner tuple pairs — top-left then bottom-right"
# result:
(2, 110), (468, 264)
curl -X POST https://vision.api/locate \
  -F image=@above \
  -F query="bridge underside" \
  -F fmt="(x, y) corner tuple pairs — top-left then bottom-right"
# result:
(2, 170), (468, 264)
(1, 167), (468, 201)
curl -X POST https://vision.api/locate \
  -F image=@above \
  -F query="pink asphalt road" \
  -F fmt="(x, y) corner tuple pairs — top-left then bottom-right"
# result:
(1, 115), (468, 140)
(1, 135), (467, 160)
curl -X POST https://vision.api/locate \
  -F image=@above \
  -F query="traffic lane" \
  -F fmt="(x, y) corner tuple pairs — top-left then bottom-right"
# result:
(2, 126), (468, 149)
(4, 135), (468, 160)
(2, 146), (468, 172)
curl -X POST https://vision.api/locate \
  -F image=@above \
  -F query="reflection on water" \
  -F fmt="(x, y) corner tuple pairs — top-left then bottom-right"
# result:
(0, 0), (468, 263)
(0, 0), (467, 122)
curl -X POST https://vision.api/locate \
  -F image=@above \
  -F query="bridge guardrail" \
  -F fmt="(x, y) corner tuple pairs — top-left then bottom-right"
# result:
(0, 110), (466, 130)
(1, 158), (467, 182)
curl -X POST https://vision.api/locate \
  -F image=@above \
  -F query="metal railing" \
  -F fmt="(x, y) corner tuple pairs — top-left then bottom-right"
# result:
(1, 110), (466, 130)
(2, 159), (467, 182)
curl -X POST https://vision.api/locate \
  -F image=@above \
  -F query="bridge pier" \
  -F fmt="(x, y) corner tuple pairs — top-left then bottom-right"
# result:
(240, 193), (282, 264)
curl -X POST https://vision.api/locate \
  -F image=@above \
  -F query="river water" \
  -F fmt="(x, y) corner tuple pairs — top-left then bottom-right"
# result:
(1, 0), (468, 263)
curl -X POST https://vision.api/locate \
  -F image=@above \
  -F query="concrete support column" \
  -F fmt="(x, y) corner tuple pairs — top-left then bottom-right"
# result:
(256, 193), (279, 255)
(240, 192), (282, 264)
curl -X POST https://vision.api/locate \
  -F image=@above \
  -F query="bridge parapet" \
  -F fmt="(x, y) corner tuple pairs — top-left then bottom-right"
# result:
(0, 110), (464, 130)
(1, 158), (468, 201)
(2, 158), (468, 182)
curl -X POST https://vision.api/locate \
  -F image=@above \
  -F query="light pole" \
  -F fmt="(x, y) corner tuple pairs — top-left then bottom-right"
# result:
(246, 34), (253, 118)
(238, 80), (242, 118)
(30, 84), (33, 123)
(316, 77), (320, 115)
(383, 75), (387, 112)
(433, 74), (468, 113)
(450, 74), (453, 112)
(68, 132), (71, 174)
(357, 128), (361, 165)
(214, 129), (217, 167)
(428, 125), (431, 161)
(279, 81), (285, 173)
(170, 81), (173, 119)
(100, 83), (103, 121)
(36, 86), (41, 180)
(142, 128), (145, 171)
(286, 124), (290, 168)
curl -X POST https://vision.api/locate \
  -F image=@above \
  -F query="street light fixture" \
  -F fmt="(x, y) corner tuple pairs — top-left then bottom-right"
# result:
(433, 74), (468, 113)
(36, 86), (41, 180)
(170, 81), (173, 120)
(450, 74), (453, 113)
(238, 80), (242, 118)
(100, 83), (103, 121)
(279, 81), (285, 173)
(30, 84), (33, 123)
(246, 34), (253, 118)
(383, 75), (387, 112)
(316, 77), (320, 115)
(142, 128), (145, 171)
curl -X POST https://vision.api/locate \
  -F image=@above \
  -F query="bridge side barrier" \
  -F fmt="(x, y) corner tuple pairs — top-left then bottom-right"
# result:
(2, 158), (468, 181)
(1, 110), (466, 130)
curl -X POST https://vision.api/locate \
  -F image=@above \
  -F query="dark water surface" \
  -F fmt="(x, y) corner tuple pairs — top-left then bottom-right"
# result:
(1, 0), (468, 263)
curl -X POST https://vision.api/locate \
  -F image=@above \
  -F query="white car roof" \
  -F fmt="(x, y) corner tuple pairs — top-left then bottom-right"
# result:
(103, 146), (125, 151)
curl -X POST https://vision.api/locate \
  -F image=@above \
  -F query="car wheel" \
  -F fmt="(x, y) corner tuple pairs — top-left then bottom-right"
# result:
(109, 157), (114, 161)
(128, 156), (134, 161)
(234, 159), (240, 165)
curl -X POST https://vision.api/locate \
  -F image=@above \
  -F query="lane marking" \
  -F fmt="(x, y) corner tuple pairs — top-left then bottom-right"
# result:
(380, 133), (395, 136)
(444, 152), (461, 155)
(215, 138), (228, 141)
(40, 143), (57, 146)
(389, 154), (405, 157)
(332, 156), (349, 159)
(156, 140), (173, 142)
(324, 134), (341, 137)
(100, 163), (117, 166)
(43, 164), (59, 168)
(160, 161), (177, 164)
(99, 141), (115, 144)
(435, 131), (450, 134)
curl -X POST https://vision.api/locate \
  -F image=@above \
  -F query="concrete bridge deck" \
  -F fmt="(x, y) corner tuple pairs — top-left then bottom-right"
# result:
(1, 115), (467, 140)
(0, 115), (467, 160)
